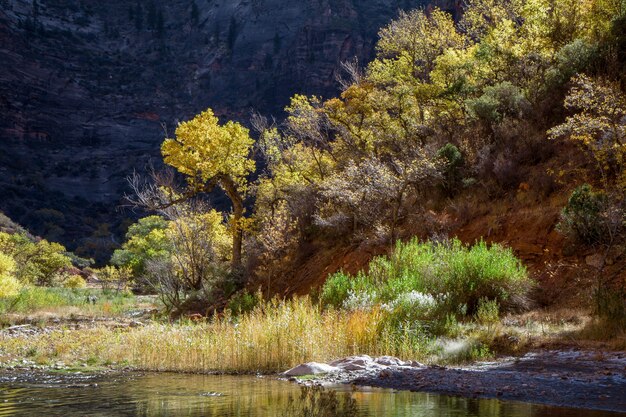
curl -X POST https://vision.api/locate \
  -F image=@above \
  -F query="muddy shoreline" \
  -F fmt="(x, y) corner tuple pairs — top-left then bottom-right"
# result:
(340, 350), (626, 413)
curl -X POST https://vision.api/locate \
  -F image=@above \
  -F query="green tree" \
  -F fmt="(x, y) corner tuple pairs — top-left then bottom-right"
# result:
(111, 215), (171, 278)
(161, 108), (255, 270)
(549, 74), (626, 189)
(0, 253), (21, 298)
(0, 232), (71, 286)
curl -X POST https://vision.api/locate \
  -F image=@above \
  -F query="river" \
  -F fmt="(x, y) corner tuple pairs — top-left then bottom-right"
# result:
(0, 372), (621, 416)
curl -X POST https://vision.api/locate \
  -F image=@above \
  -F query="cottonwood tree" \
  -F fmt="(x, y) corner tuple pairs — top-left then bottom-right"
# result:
(110, 215), (171, 279)
(550, 75), (626, 316)
(161, 108), (255, 271)
(460, 0), (524, 39)
(549, 74), (626, 190)
(253, 101), (334, 224)
(145, 206), (230, 312)
(375, 8), (466, 81)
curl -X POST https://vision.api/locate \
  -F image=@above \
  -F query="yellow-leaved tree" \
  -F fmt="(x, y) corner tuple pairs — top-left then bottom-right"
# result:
(549, 74), (626, 190)
(0, 252), (20, 298)
(161, 108), (255, 270)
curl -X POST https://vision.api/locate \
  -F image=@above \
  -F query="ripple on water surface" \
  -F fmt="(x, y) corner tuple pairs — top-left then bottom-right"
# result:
(0, 372), (622, 417)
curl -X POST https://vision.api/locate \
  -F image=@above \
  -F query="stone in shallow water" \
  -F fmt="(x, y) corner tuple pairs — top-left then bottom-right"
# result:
(283, 362), (340, 376)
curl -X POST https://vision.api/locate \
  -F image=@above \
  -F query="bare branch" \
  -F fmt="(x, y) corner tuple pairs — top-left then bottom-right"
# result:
(336, 57), (363, 90)
(124, 165), (215, 219)
(250, 111), (276, 134)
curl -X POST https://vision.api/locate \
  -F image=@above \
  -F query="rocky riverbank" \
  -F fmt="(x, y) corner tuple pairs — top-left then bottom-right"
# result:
(285, 351), (626, 413)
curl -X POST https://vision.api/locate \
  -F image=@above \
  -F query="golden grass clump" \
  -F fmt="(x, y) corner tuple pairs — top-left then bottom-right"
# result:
(1, 297), (430, 373)
(118, 297), (415, 372)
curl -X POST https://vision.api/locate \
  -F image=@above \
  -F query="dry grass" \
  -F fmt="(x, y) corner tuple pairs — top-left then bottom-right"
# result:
(0, 298), (432, 373)
(2, 302), (623, 373)
(472, 308), (626, 353)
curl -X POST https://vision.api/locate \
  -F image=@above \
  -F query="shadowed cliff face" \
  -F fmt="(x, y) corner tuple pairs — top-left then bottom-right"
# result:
(0, 0), (443, 260)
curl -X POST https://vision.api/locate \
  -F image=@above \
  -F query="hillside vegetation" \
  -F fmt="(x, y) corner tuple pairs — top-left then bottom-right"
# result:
(122, 0), (625, 316)
(1, 0), (625, 368)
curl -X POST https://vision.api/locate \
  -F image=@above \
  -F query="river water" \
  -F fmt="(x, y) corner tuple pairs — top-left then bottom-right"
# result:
(0, 372), (621, 416)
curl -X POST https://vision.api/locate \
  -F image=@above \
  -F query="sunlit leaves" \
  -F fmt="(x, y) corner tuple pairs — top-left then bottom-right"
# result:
(376, 8), (466, 81)
(111, 215), (171, 277)
(549, 75), (626, 188)
(0, 252), (20, 298)
(461, 0), (524, 39)
(162, 108), (255, 191)
(0, 232), (71, 286)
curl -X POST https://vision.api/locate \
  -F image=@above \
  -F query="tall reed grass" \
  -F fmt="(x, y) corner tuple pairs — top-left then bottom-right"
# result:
(1, 297), (433, 373)
(118, 297), (433, 372)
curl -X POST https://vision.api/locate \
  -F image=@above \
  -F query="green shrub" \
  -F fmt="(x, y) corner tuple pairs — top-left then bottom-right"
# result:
(437, 143), (464, 196)
(0, 253), (21, 298)
(320, 271), (352, 309)
(475, 297), (500, 326)
(546, 39), (596, 85)
(558, 184), (609, 245)
(467, 81), (529, 123)
(321, 239), (531, 316)
(64, 274), (87, 289)
(227, 289), (261, 315)
(431, 240), (530, 313)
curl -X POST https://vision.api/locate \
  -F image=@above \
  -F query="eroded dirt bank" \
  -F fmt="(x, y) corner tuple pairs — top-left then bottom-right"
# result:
(348, 350), (626, 413)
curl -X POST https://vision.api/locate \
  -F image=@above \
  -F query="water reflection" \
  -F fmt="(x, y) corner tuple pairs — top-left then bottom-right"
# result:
(0, 372), (621, 417)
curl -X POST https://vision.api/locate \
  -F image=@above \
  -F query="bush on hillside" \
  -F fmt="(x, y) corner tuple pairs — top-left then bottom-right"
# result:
(321, 239), (531, 316)
(437, 143), (464, 196)
(557, 185), (612, 245)
(468, 82), (530, 124)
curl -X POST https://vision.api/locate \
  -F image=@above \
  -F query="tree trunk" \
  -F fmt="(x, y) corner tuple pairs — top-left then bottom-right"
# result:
(220, 176), (244, 271)
(390, 184), (408, 249)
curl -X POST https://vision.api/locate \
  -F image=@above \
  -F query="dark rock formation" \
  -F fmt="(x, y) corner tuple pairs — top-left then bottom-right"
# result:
(0, 0), (443, 260)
